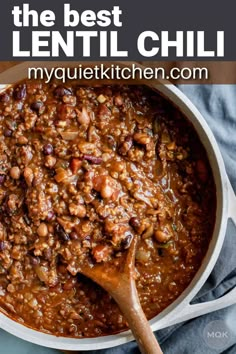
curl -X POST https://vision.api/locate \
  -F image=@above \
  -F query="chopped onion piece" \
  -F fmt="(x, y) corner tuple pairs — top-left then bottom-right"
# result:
(59, 131), (79, 141)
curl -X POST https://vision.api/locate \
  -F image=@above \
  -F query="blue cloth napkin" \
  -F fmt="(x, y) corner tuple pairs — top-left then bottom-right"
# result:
(0, 85), (236, 354)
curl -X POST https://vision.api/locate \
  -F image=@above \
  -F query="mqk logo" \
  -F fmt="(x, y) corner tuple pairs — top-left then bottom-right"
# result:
(203, 320), (234, 350)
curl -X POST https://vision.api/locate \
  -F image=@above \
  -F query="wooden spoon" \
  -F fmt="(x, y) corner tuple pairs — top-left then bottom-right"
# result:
(79, 236), (163, 354)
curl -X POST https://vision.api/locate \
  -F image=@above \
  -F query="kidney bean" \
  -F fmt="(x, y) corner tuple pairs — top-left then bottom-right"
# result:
(13, 84), (26, 100)
(129, 217), (140, 231)
(43, 143), (54, 155)
(54, 86), (72, 97)
(0, 175), (6, 185)
(20, 177), (28, 190)
(55, 224), (70, 242)
(48, 169), (56, 178)
(121, 234), (133, 250)
(84, 235), (91, 242)
(31, 101), (43, 113)
(30, 256), (40, 265)
(0, 241), (6, 251)
(70, 231), (79, 240)
(43, 248), (52, 260)
(83, 154), (103, 164)
(0, 93), (10, 102)
(4, 129), (12, 137)
(23, 214), (31, 226)
(46, 210), (56, 221)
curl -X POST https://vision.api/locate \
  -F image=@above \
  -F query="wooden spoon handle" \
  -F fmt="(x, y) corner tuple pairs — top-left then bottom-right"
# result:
(119, 300), (162, 354)
(111, 280), (163, 354)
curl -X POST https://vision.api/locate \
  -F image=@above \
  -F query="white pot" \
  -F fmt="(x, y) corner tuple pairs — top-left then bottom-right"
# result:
(0, 62), (235, 351)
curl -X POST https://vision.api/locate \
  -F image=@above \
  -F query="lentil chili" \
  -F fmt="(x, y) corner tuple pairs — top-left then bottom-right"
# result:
(0, 81), (216, 337)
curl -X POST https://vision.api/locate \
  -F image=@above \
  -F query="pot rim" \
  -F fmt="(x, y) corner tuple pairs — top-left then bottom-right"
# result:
(0, 62), (229, 351)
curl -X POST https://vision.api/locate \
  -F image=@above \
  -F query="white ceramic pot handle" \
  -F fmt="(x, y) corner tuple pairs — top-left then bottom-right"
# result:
(165, 178), (236, 328)
(165, 286), (236, 327)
